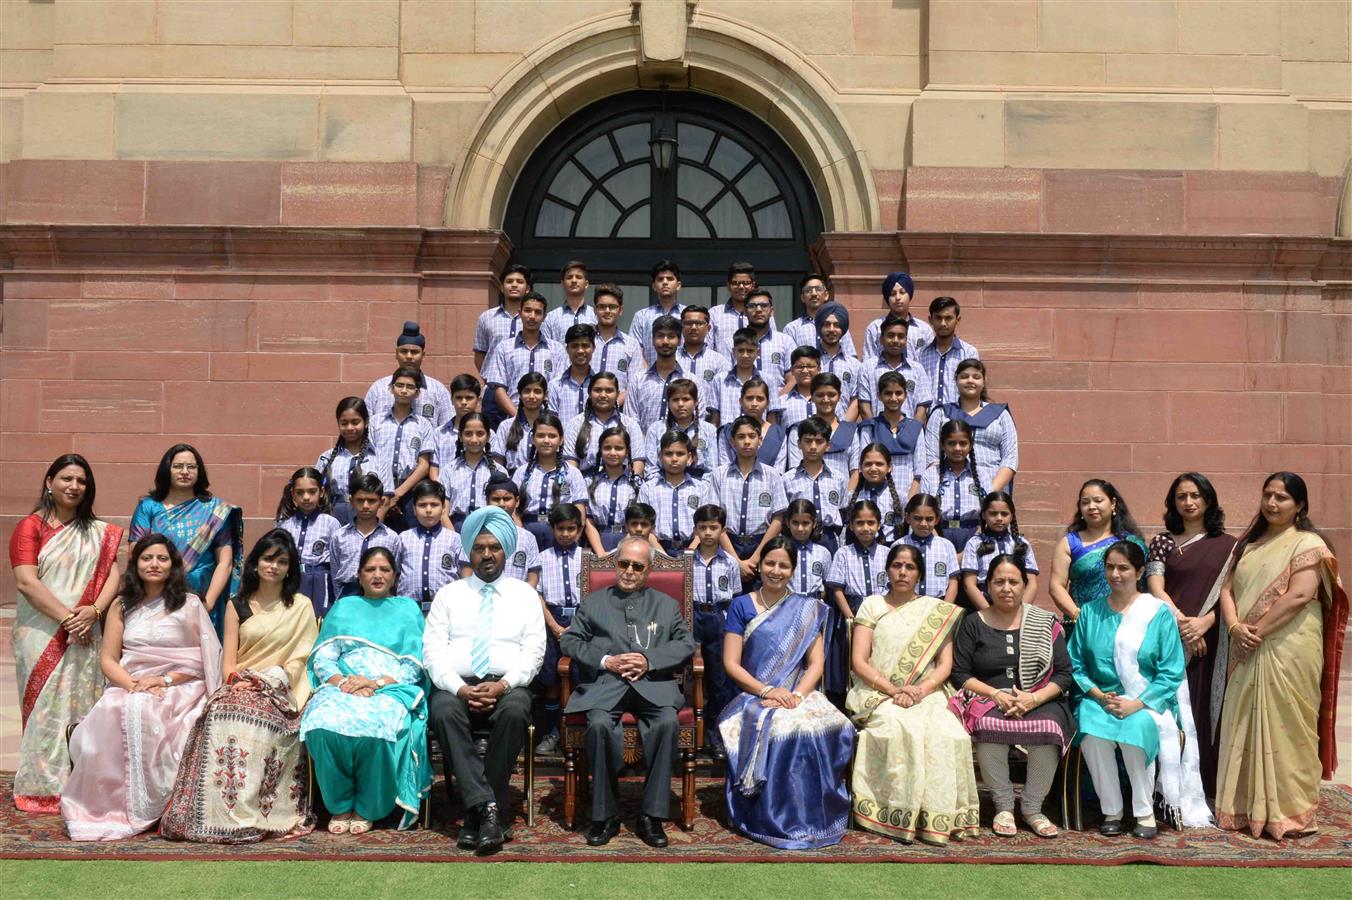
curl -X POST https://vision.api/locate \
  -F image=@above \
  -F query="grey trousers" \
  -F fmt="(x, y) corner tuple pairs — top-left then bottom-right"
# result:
(584, 688), (678, 821)
(428, 685), (532, 813)
(975, 742), (1060, 818)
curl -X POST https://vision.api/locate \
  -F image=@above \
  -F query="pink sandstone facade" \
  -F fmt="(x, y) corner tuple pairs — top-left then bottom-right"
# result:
(1, 1), (1349, 606)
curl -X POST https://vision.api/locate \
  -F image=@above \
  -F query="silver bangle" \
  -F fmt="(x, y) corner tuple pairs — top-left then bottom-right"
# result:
(791, 691), (804, 700)
(758, 685), (772, 699)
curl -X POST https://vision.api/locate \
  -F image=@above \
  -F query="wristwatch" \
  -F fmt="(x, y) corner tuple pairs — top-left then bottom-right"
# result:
(162, 675), (173, 687)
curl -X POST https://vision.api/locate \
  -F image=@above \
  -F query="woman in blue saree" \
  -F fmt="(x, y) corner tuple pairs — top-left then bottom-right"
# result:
(1049, 479), (1147, 629)
(129, 444), (242, 633)
(719, 537), (855, 849)
(300, 546), (431, 834)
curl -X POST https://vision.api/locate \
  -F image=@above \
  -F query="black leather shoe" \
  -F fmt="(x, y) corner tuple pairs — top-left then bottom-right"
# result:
(456, 807), (481, 850)
(636, 814), (669, 848)
(1099, 818), (1123, 836)
(1132, 822), (1158, 840)
(585, 816), (621, 846)
(474, 738), (489, 757)
(476, 803), (505, 855)
(705, 743), (727, 762)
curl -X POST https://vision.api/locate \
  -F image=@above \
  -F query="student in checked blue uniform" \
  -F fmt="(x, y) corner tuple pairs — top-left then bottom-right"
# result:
(274, 466), (342, 618)
(691, 503), (743, 760)
(369, 365), (435, 532)
(364, 321), (454, 428)
(490, 372), (548, 474)
(317, 396), (388, 526)
(582, 425), (643, 553)
(396, 480), (464, 614)
(328, 473), (403, 600)
(712, 416), (789, 586)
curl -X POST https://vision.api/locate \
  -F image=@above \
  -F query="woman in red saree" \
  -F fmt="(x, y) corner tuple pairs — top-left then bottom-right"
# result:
(9, 455), (122, 813)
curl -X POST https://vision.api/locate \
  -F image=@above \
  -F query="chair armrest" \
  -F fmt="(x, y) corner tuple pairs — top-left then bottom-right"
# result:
(691, 646), (704, 710)
(558, 656), (573, 707)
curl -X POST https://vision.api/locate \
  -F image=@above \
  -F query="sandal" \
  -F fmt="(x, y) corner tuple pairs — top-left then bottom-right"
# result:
(992, 811), (1017, 837)
(327, 815), (350, 835)
(348, 818), (372, 835)
(1025, 813), (1060, 839)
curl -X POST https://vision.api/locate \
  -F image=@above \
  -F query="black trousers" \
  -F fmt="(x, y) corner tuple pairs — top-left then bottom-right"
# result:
(428, 684), (532, 813)
(584, 687), (678, 821)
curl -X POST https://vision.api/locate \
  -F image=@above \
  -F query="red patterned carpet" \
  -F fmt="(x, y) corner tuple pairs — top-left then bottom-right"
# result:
(2, 773), (1349, 866)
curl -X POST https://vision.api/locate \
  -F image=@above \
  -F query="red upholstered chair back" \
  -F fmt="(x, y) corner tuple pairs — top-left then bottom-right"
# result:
(579, 548), (695, 687)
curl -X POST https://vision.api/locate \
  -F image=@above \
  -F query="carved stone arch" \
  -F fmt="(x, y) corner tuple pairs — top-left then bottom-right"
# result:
(444, 8), (880, 233)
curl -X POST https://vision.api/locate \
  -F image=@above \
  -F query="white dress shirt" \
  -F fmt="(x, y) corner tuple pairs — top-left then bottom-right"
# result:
(423, 573), (546, 694)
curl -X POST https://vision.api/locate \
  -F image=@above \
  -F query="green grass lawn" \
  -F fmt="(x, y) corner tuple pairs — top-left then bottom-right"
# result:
(1, 861), (1349, 899)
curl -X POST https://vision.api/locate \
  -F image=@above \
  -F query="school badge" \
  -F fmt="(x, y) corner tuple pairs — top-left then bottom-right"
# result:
(410, 437), (422, 451)
(422, 402), (435, 417)
(312, 540), (327, 555)
(718, 575), (730, 591)
(828, 490), (840, 505)
(617, 358), (629, 372)
(514, 551), (527, 567)
(703, 370), (714, 381)
(687, 494), (700, 509)
(758, 492), (772, 507)
(543, 359), (555, 375)
(935, 562), (948, 577)
(812, 561), (824, 575)
(440, 552), (455, 570)
(876, 572), (889, 588)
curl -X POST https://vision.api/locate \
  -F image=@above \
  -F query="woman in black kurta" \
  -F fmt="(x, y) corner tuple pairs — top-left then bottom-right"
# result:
(951, 554), (1073, 838)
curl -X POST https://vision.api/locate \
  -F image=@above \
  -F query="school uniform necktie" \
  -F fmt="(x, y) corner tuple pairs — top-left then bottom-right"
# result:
(471, 582), (494, 678)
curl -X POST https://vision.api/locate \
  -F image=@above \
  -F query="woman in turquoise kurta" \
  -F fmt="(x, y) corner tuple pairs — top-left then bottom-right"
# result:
(129, 444), (243, 633)
(1068, 540), (1206, 840)
(1049, 479), (1147, 629)
(300, 547), (431, 833)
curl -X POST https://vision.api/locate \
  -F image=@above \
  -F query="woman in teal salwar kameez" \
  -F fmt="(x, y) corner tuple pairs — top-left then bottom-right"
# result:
(300, 547), (431, 833)
(129, 444), (243, 633)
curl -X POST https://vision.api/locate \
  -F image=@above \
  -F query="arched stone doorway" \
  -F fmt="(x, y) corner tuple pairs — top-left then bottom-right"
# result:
(503, 90), (824, 323)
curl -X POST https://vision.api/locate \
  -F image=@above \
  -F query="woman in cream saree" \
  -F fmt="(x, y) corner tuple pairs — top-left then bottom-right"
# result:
(847, 544), (979, 845)
(1216, 473), (1348, 840)
(161, 530), (320, 843)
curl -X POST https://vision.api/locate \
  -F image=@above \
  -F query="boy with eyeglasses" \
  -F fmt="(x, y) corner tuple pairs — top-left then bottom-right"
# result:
(783, 273), (856, 359)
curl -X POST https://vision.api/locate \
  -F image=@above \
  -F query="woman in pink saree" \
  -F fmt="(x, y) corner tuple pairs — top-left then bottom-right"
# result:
(61, 534), (222, 841)
(9, 455), (123, 812)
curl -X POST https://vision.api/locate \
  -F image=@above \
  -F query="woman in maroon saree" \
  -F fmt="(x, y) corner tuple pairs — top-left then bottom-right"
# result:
(1145, 472), (1236, 796)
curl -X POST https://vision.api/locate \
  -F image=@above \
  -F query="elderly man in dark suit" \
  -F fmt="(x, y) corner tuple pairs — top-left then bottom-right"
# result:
(560, 537), (695, 847)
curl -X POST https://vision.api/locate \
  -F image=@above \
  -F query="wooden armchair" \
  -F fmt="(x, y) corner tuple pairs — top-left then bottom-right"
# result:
(557, 548), (703, 831)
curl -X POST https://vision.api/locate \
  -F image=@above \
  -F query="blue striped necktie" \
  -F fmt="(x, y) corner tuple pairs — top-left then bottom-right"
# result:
(471, 582), (494, 678)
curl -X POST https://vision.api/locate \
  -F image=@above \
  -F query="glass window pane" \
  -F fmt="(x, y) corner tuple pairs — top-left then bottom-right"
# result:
(709, 136), (752, 180)
(574, 135), (618, 176)
(736, 164), (779, 207)
(616, 283), (651, 332)
(547, 160), (590, 205)
(613, 123), (650, 162)
(760, 284), (794, 326)
(575, 192), (620, 237)
(677, 123), (715, 162)
(534, 283), (563, 308)
(753, 201), (791, 239)
(677, 204), (713, 238)
(616, 203), (650, 238)
(677, 165), (723, 210)
(707, 193), (751, 238)
(603, 164), (650, 209)
(535, 198), (572, 237)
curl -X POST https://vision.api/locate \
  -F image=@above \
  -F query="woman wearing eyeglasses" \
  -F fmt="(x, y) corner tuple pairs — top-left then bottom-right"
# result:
(129, 444), (243, 633)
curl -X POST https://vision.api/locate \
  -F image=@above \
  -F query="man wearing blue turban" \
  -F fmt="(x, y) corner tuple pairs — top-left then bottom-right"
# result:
(424, 506), (545, 855)
(863, 271), (935, 359)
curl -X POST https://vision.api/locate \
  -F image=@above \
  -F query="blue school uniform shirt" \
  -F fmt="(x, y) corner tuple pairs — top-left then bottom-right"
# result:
(779, 387), (849, 432)
(716, 368), (785, 424)
(490, 416), (537, 473)
(542, 302), (598, 344)
(820, 348), (862, 406)
(826, 540), (890, 601)
(755, 331), (796, 380)
(851, 481), (905, 544)
(639, 474), (715, 544)
(898, 532), (960, 600)
(365, 372), (454, 429)
(585, 469), (642, 533)
(790, 539), (833, 598)
(856, 355), (935, 418)
(550, 368), (593, 424)
(862, 314), (934, 360)
(627, 362), (690, 430)
(316, 441), (391, 501)
(854, 415), (929, 489)
(962, 532), (1040, 587)
(537, 542), (586, 617)
(644, 418), (718, 476)
(277, 511), (342, 568)
(784, 464), (848, 530)
(503, 527), (542, 581)
(916, 336), (981, 407)
(711, 462), (788, 539)
(439, 454), (500, 518)
(563, 411), (646, 473)
(329, 521), (403, 589)
(630, 301), (685, 364)
(786, 420), (861, 484)
(519, 459), (589, 519)
(693, 548), (742, 609)
(675, 346), (730, 413)
(924, 402), (1019, 483)
(397, 524), (465, 611)
(369, 409), (435, 485)
(919, 461), (985, 528)
(483, 333), (565, 403)
(710, 300), (776, 356)
(593, 330), (644, 393)
(474, 304), (520, 356)
(714, 421), (789, 472)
